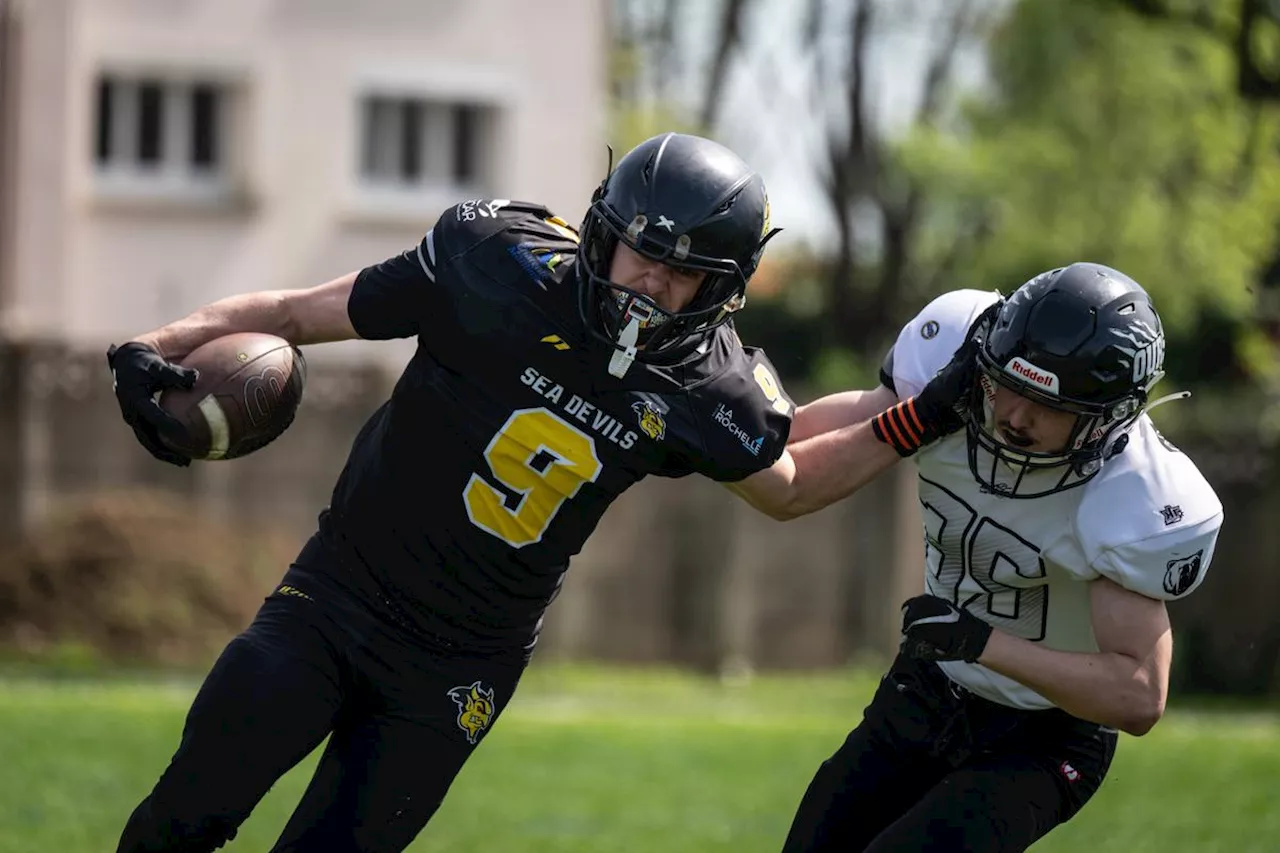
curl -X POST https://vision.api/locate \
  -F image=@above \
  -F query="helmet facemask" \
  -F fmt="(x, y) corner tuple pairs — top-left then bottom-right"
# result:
(959, 263), (1174, 499)
(574, 132), (781, 379)
(578, 200), (755, 376)
(965, 353), (1150, 499)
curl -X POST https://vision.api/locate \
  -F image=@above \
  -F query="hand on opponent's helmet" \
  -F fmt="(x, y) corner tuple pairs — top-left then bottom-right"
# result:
(872, 303), (999, 457)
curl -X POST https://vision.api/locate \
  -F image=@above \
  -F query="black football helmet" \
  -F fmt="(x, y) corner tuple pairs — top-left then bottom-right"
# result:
(577, 132), (781, 376)
(967, 262), (1167, 498)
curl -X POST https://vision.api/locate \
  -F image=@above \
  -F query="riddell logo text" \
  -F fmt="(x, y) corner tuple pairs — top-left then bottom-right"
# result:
(1006, 357), (1059, 393)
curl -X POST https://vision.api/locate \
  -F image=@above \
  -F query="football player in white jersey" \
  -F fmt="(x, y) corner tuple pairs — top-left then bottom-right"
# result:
(775, 262), (1224, 852)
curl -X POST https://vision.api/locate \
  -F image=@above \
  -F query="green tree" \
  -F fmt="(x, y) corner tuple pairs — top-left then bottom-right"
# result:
(899, 0), (1280, 391)
(1100, 0), (1280, 103)
(608, 0), (704, 154)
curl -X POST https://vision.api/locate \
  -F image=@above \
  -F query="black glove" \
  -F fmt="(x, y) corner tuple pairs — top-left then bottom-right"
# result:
(900, 594), (993, 663)
(106, 342), (199, 467)
(872, 301), (1000, 457)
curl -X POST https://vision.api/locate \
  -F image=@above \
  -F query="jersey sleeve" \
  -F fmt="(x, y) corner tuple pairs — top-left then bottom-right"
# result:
(347, 198), (519, 340)
(888, 289), (1002, 399)
(1088, 519), (1220, 600)
(1072, 422), (1225, 600)
(346, 211), (454, 340)
(688, 348), (794, 482)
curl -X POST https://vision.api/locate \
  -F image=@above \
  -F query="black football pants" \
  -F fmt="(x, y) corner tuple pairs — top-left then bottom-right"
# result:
(781, 652), (1118, 852)
(115, 562), (526, 853)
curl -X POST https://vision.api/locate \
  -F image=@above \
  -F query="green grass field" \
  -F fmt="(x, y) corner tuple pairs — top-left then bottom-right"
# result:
(1, 665), (1276, 853)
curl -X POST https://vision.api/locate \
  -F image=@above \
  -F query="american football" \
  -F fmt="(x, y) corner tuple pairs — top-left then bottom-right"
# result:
(158, 332), (306, 461)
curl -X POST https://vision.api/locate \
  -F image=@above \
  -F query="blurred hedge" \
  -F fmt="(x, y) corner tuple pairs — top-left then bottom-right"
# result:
(0, 490), (297, 669)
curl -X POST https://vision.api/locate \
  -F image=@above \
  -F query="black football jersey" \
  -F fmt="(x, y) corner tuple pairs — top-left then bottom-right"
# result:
(317, 199), (793, 650)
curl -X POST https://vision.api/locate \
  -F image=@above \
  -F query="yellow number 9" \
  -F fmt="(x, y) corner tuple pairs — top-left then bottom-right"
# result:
(464, 408), (603, 548)
(753, 363), (790, 415)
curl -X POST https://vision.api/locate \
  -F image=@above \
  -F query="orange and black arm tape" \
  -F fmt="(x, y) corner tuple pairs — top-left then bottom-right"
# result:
(871, 397), (929, 457)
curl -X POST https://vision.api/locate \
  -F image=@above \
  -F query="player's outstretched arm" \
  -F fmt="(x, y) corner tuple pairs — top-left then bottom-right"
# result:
(787, 385), (899, 444)
(131, 270), (361, 362)
(730, 324), (985, 520)
(727, 419), (902, 521)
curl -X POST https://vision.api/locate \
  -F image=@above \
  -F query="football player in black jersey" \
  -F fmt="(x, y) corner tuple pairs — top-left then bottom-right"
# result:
(106, 132), (969, 852)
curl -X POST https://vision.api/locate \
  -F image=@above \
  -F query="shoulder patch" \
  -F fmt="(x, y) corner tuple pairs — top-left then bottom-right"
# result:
(1163, 551), (1203, 596)
(439, 199), (580, 292)
(507, 244), (567, 289)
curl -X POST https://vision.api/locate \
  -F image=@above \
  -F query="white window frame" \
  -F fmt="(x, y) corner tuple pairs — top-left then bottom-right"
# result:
(91, 70), (241, 205)
(346, 65), (513, 222)
(357, 96), (498, 198)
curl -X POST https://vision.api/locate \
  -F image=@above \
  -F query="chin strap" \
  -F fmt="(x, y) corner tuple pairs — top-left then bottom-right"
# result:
(608, 315), (642, 378)
(608, 299), (657, 379)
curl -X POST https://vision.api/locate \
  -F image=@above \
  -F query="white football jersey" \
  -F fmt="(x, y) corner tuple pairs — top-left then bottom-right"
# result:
(889, 289), (1224, 710)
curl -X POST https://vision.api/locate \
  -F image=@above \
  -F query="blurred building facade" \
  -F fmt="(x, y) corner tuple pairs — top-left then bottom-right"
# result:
(0, 0), (607, 368)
